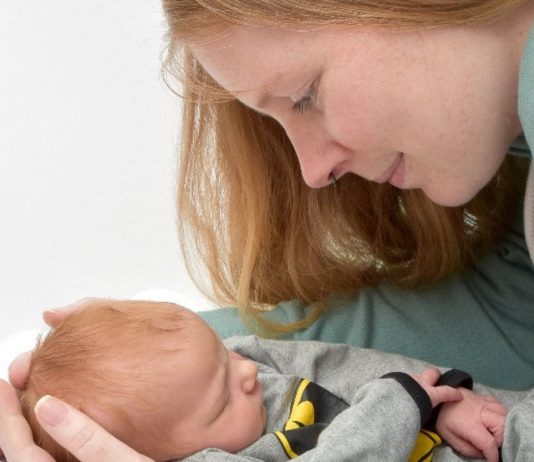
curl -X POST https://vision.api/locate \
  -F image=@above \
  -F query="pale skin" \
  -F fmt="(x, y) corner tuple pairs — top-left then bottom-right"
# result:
(191, 8), (533, 206)
(1, 299), (506, 462)
(436, 389), (508, 462)
(154, 308), (268, 457)
(3, 3), (534, 459)
(192, 12), (524, 206)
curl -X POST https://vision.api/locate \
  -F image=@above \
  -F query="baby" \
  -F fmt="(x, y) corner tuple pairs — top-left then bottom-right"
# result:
(19, 300), (508, 462)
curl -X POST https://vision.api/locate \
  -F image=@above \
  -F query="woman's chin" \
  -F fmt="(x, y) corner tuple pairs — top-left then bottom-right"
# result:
(421, 185), (477, 208)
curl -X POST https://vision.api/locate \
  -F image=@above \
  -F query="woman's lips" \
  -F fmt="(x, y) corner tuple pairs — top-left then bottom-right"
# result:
(375, 153), (405, 186)
(332, 152), (406, 188)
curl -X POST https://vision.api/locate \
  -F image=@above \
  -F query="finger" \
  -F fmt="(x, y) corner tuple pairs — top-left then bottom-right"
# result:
(482, 441), (500, 462)
(8, 353), (31, 391)
(432, 385), (463, 406)
(468, 427), (500, 462)
(0, 380), (55, 462)
(442, 431), (483, 459)
(35, 396), (153, 462)
(2, 445), (56, 462)
(42, 297), (99, 328)
(481, 395), (502, 405)
(481, 409), (507, 447)
(419, 368), (441, 385)
(483, 400), (508, 417)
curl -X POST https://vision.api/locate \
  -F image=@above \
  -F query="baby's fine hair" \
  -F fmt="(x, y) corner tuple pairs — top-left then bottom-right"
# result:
(19, 300), (193, 462)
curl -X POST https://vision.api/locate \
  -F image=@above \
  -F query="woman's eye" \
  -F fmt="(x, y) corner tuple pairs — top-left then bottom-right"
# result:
(292, 85), (317, 114)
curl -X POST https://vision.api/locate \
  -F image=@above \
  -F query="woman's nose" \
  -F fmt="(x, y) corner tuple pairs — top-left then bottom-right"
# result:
(284, 122), (344, 188)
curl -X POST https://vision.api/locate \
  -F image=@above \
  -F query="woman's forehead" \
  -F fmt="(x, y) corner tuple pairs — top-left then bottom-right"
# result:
(190, 25), (327, 100)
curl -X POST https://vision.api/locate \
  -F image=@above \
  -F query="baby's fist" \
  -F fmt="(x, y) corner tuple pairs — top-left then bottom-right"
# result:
(436, 388), (507, 462)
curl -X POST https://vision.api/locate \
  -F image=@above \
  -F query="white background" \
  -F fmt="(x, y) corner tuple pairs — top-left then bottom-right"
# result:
(0, 1), (215, 345)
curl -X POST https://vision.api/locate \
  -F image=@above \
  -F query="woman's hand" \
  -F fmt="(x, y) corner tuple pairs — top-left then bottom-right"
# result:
(0, 379), (153, 461)
(42, 297), (98, 330)
(1, 298), (152, 462)
(0, 379), (54, 462)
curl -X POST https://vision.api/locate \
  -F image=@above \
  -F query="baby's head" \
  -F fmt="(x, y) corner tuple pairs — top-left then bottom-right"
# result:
(20, 300), (266, 461)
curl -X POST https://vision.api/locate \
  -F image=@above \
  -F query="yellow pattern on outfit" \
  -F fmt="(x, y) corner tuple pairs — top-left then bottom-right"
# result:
(409, 430), (442, 462)
(284, 379), (314, 430)
(274, 378), (442, 460)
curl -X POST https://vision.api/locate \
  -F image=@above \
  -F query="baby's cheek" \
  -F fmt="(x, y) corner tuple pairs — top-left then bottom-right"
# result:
(239, 406), (265, 448)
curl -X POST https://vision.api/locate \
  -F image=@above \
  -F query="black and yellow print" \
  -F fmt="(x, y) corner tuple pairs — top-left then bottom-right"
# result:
(274, 378), (349, 458)
(409, 430), (442, 462)
(273, 378), (442, 460)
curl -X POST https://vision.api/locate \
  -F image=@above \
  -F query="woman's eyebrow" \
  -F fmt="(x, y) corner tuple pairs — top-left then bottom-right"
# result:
(253, 68), (319, 110)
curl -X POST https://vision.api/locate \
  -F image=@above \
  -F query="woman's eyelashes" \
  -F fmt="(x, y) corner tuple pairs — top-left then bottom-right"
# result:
(292, 82), (317, 114)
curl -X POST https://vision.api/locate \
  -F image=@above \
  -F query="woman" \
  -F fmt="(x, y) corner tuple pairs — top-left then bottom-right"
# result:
(174, 0), (534, 389)
(1, 1), (533, 460)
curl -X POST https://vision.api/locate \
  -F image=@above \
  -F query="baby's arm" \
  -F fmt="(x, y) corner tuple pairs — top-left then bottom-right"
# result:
(298, 372), (458, 461)
(436, 388), (507, 462)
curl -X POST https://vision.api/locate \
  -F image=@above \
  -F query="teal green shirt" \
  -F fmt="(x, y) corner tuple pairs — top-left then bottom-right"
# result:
(520, 21), (534, 152)
(202, 204), (534, 390)
(201, 26), (534, 391)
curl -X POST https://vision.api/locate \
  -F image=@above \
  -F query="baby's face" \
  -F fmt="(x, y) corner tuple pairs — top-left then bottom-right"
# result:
(167, 311), (267, 456)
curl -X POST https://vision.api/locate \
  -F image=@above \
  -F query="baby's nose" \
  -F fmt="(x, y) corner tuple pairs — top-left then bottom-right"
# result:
(241, 359), (259, 394)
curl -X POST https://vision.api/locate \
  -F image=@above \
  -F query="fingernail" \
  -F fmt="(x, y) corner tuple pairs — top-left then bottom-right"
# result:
(35, 395), (68, 426)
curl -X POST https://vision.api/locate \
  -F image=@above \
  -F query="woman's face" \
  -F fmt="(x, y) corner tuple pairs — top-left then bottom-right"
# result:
(192, 19), (526, 206)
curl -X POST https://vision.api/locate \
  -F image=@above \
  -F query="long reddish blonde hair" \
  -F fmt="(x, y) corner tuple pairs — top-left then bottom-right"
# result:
(162, 0), (529, 332)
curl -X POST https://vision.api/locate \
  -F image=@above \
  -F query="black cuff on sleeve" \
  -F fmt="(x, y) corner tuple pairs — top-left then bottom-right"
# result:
(426, 369), (473, 432)
(436, 369), (473, 390)
(381, 372), (432, 426)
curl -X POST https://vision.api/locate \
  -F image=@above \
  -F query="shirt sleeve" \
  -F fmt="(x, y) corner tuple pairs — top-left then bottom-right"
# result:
(501, 388), (534, 461)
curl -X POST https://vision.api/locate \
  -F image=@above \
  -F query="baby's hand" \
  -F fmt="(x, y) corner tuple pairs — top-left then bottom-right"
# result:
(436, 388), (507, 462)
